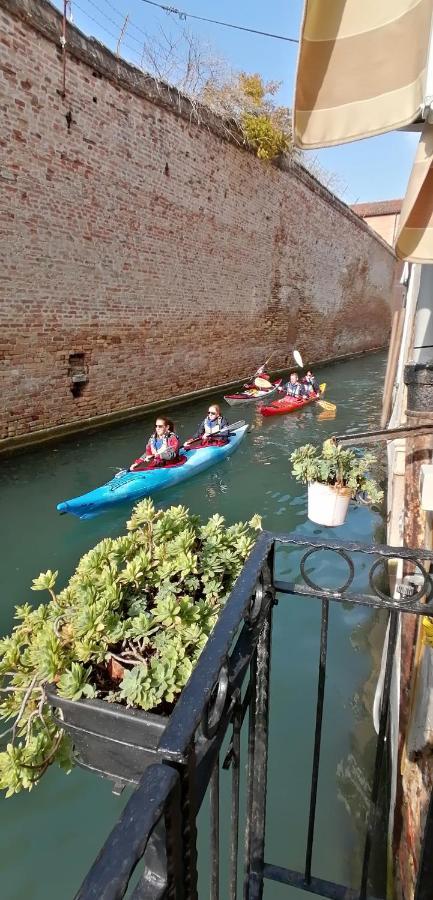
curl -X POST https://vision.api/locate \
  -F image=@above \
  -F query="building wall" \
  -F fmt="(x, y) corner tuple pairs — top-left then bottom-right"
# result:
(364, 213), (400, 247)
(386, 263), (433, 900)
(0, 0), (398, 446)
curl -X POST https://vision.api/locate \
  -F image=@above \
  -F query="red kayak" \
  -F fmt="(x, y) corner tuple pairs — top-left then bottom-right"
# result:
(260, 393), (318, 417)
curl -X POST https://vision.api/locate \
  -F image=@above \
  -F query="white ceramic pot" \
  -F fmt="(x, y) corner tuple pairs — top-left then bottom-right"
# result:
(307, 481), (352, 527)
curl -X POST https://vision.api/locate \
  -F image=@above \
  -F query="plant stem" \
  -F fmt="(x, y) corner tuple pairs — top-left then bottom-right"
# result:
(11, 675), (38, 743)
(108, 652), (135, 668)
(21, 731), (64, 773)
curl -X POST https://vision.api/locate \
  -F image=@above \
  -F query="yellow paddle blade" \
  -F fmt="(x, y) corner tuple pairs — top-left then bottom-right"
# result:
(319, 382), (326, 394)
(254, 376), (273, 389)
(317, 399), (337, 412)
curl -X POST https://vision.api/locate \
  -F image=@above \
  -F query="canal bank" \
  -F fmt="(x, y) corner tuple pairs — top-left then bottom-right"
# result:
(0, 351), (388, 898)
(0, 346), (388, 458)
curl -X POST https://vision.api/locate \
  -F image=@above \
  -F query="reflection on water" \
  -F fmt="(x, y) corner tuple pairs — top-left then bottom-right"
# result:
(317, 408), (337, 422)
(0, 351), (388, 899)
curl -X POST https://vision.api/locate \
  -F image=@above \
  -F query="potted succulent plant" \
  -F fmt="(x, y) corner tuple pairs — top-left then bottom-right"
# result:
(0, 500), (261, 796)
(290, 439), (383, 527)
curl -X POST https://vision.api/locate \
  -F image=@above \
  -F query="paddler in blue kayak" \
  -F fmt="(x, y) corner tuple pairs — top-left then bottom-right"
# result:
(130, 417), (181, 470)
(184, 404), (230, 446)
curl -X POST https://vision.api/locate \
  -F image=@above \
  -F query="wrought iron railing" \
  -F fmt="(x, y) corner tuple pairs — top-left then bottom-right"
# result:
(74, 532), (433, 900)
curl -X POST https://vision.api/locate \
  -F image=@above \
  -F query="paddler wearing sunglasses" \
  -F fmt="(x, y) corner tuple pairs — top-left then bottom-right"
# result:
(130, 417), (180, 469)
(184, 404), (230, 446)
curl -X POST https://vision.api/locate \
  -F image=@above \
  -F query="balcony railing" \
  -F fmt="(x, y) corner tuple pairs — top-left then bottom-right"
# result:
(74, 531), (433, 900)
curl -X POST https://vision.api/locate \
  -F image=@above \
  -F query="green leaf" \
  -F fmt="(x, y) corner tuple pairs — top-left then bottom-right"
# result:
(31, 570), (58, 592)
(57, 663), (94, 701)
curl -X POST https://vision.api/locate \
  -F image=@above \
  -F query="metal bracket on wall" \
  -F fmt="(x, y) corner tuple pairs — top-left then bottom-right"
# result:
(334, 422), (433, 447)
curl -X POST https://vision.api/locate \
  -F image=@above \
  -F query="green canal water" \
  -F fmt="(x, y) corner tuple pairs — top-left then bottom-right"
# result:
(0, 351), (388, 899)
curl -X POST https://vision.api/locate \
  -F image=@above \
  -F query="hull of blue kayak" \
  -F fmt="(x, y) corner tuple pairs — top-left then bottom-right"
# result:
(57, 425), (248, 520)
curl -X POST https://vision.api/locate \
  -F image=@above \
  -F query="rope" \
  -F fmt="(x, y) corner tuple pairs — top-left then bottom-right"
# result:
(137, 0), (299, 43)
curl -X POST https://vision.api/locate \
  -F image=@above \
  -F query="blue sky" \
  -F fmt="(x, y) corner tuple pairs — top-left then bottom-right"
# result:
(59, 0), (420, 203)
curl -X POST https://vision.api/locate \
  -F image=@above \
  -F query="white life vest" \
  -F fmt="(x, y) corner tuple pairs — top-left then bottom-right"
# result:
(204, 416), (224, 436)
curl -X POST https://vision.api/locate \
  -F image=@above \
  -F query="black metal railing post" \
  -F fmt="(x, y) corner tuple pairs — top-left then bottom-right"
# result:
(359, 611), (399, 900)
(244, 549), (275, 900)
(74, 764), (181, 900)
(305, 597), (329, 885)
(163, 769), (185, 900)
(179, 748), (199, 900)
(228, 691), (242, 900)
(210, 753), (220, 900)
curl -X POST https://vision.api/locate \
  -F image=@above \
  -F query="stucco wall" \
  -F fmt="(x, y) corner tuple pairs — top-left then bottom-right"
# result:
(364, 213), (400, 247)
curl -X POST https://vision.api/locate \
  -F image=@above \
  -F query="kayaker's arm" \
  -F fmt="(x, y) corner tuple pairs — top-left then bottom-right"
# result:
(158, 433), (180, 460)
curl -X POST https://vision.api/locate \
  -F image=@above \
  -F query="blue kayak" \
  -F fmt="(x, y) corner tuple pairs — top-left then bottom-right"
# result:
(56, 424), (248, 520)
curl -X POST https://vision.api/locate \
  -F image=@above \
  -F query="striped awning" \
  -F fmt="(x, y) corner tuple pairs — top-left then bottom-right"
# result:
(395, 125), (433, 262)
(294, 0), (433, 150)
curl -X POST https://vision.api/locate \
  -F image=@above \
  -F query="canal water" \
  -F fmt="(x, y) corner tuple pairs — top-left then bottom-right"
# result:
(0, 351), (388, 899)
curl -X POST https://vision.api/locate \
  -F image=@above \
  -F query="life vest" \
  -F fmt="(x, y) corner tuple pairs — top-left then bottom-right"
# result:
(286, 382), (302, 398)
(146, 430), (180, 460)
(204, 415), (225, 436)
(303, 375), (319, 395)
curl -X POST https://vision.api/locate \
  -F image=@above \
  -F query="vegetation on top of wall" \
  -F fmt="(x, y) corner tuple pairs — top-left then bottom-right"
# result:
(202, 73), (292, 160)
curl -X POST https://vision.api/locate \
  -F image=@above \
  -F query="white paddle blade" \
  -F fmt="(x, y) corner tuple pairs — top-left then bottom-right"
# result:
(293, 350), (303, 368)
(254, 376), (273, 389)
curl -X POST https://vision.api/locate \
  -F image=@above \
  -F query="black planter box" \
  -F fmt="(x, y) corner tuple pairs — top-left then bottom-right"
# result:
(405, 361), (433, 414)
(46, 685), (167, 787)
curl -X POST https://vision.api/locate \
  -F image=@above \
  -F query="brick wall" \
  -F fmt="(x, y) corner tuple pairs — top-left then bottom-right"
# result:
(0, 0), (397, 447)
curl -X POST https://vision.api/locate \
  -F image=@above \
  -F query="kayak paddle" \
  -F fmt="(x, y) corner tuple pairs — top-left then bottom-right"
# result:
(254, 376), (276, 389)
(316, 383), (337, 412)
(184, 420), (246, 448)
(250, 348), (303, 382)
(317, 399), (337, 411)
(262, 350), (278, 369)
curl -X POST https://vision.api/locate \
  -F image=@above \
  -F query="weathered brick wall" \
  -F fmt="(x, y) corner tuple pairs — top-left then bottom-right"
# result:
(0, 0), (397, 446)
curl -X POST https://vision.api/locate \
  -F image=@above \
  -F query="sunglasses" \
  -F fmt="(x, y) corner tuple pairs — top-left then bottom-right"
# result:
(208, 410), (217, 416)
(155, 423), (165, 429)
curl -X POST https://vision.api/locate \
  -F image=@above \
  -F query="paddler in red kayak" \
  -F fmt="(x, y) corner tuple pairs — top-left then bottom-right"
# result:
(253, 363), (271, 382)
(184, 404), (229, 446)
(302, 370), (320, 395)
(285, 372), (308, 399)
(242, 364), (271, 390)
(130, 417), (180, 469)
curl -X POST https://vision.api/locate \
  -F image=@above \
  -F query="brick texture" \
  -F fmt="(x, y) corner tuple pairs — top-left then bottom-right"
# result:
(0, 0), (397, 445)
